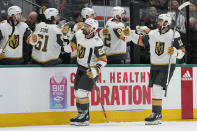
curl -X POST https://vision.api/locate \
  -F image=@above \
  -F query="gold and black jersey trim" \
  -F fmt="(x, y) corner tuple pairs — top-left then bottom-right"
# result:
(70, 42), (77, 52)
(31, 57), (58, 63)
(107, 52), (126, 56)
(151, 62), (176, 65)
(97, 55), (107, 63)
(4, 56), (23, 59)
(76, 22), (84, 30)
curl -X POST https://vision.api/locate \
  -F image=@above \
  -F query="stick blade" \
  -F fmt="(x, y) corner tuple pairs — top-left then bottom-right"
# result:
(178, 1), (191, 10)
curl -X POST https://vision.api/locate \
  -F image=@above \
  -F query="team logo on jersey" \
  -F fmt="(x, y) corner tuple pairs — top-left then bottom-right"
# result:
(9, 34), (19, 49)
(77, 44), (86, 59)
(155, 42), (164, 56)
(103, 28), (109, 37)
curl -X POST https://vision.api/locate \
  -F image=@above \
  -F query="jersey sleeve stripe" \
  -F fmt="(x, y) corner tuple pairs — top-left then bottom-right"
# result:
(70, 42), (77, 52)
(97, 55), (107, 63)
(137, 34), (142, 45)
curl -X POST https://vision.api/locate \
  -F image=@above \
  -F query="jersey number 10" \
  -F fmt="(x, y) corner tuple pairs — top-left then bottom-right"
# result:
(35, 34), (49, 52)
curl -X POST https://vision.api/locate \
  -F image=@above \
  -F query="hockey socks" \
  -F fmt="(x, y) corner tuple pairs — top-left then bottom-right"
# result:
(145, 84), (163, 125)
(152, 99), (162, 114)
(76, 98), (82, 113)
(70, 97), (90, 126)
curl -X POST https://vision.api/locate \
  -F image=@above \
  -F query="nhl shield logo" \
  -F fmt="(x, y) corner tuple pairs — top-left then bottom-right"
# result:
(155, 42), (165, 56)
(9, 35), (19, 49)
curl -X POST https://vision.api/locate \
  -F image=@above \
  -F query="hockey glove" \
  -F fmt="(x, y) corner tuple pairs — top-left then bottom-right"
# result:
(61, 24), (69, 34)
(32, 34), (37, 43)
(136, 26), (150, 35)
(123, 27), (131, 36)
(87, 67), (99, 79)
(168, 47), (178, 57)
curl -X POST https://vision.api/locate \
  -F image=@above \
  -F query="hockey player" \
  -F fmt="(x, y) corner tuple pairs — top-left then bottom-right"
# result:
(59, 11), (82, 64)
(65, 7), (95, 64)
(0, 5), (31, 64)
(99, 6), (126, 64)
(99, 6), (146, 64)
(29, 8), (64, 66)
(138, 14), (185, 125)
(64, 18), (107, 126)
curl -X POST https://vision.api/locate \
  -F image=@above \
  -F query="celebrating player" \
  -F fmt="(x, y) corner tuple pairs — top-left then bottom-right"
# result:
(0, 5), (31, 64)
(99, 6), (147, 64)
(64, 18), (107, 126)
(64, 7), (95, 64)
(29, 8), (64, 66)
(99, 6), (127, 64)
(138, 13), (185, 125)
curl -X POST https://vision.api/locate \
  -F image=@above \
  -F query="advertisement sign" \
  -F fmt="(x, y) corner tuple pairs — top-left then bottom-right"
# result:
(0, 66), (183, 113)
(50, 76), (67, 109)
(181, 67), (193, 119)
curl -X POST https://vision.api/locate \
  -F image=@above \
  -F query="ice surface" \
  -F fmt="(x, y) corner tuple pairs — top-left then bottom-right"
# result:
(1, 121), (197, 131)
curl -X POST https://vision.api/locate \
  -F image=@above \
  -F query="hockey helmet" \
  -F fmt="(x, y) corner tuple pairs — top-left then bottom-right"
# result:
(81, 7), (95, 19)
(7, 6), (22, 16)
(84, 18), (98, 31)
(111, 6), (125, 18)
(44, 8), (59, 20)
(158, 13), (172, 25)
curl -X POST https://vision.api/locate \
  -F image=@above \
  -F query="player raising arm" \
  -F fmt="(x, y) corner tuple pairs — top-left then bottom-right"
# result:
(99, 6), (147, 63)
(64, 18), (107, 126)
(137, 13), (185, 125)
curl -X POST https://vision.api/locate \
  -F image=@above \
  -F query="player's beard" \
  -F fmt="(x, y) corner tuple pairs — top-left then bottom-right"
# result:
(83, 29), (89, 35)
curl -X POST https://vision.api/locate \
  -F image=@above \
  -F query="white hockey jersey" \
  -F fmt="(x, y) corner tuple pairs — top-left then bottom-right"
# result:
(70, 30), (107, 67)
(30, 22), (62, 63)
(142, 29), (184, 69)
(99, 19), (126, 58)
(0, 21), (28, 59)
(99, 18), (139, 61)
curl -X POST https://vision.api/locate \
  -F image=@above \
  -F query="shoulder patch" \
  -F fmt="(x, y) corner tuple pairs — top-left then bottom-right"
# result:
(77, 22), (84, 30)
(123, 28), (131, 36)
(61, 25), (69, 33)
(102, 28), (109, 37)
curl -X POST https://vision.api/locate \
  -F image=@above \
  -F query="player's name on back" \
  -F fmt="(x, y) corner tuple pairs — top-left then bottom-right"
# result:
(40, 28), (48, 33)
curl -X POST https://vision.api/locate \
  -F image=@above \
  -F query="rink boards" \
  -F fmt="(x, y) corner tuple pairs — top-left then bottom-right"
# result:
(0, 64), (196, 127)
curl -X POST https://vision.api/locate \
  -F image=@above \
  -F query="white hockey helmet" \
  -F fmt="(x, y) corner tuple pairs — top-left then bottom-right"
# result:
(44, 8), (59, 20)
(111, 6), (125, 18)
(81, 7), (95, 19)
(158, 13), (172, 25)
(7, 6), (22, 16)
(84, 18), (98, 31)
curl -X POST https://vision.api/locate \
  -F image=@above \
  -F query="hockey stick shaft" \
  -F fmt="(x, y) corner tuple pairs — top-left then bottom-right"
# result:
(87, 48), (109, 122)
(165, 1), (191, 97)
(2, 18), (15, 53)
(165, 56), (171, 97)
(95, 86), (109, 122)
(23, 0), (67, 20)
(59, 0), (66, 13)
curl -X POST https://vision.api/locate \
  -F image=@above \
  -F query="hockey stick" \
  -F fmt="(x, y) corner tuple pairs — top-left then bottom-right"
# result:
(23, 0), (67, 20)
(0, 17), (15, 60)
(59, 0), (66, 13)
(87, 48), (109, 123)
(165, 1), (191, 97)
